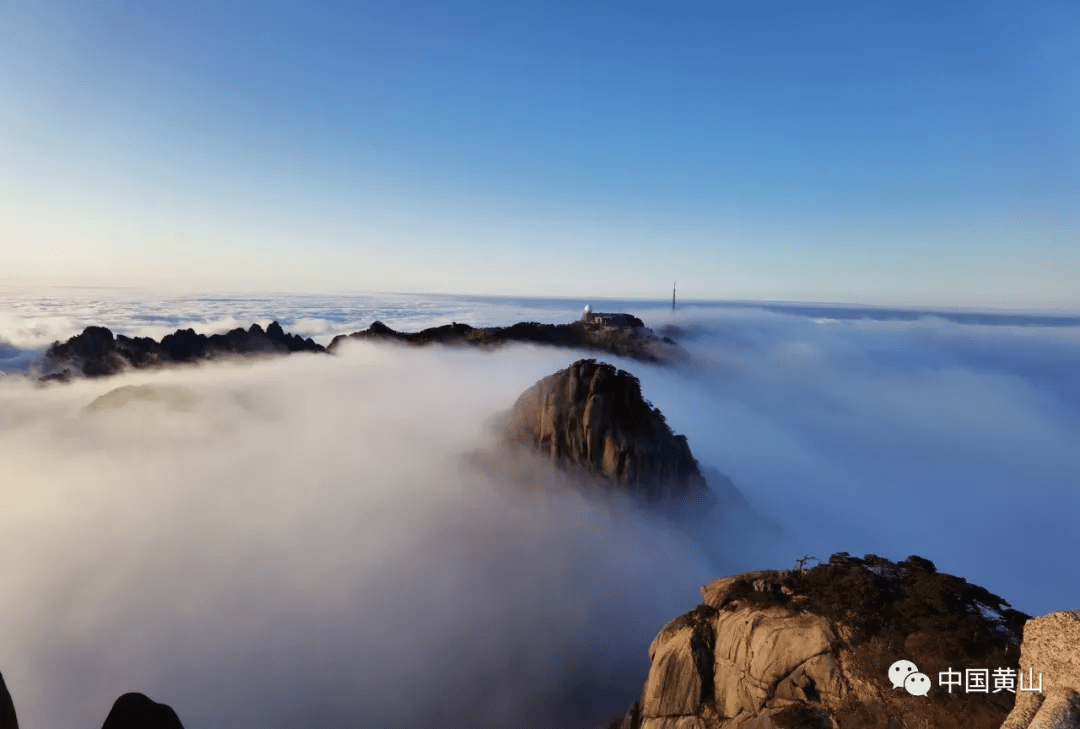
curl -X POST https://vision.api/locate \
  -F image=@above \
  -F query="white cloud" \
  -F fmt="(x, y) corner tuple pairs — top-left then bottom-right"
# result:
(1, 291), (1078, 728)
(0, 342), (723, 729)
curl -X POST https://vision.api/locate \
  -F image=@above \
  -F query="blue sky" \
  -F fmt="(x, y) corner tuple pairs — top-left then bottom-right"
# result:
(1, 1), (1077, 306)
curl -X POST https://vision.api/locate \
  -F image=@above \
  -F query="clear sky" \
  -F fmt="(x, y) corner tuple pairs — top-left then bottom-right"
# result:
(1, 1), (1077, 307)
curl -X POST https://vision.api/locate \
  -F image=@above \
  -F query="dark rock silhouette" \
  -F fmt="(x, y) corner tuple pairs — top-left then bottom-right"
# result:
(605, 553), (1029, 729)
(37, 312), (680, 383)
(100, 693), (184, 729)
(497, 359), (709, 503)
(39, 321), (324, 381)
(0, 670), (16, 729)
(0, 676), (184, 729)
(327, 316), (678, 363)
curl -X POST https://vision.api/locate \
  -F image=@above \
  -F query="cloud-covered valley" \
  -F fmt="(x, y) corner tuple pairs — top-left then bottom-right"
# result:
(1, 292), (1078, 728)
(1, 342), (725, 729)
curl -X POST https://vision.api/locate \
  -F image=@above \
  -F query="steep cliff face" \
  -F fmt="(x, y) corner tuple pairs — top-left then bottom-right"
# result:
(498, 359), (707, 501)
(1001, 611), (1080, 729)
(608, 554), (1029, 729)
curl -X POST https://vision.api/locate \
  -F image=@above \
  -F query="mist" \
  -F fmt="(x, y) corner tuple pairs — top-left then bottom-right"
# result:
(0, 342), (730, 729)
(1, 295), (1078, 728)
(633, 306), (1080, 616)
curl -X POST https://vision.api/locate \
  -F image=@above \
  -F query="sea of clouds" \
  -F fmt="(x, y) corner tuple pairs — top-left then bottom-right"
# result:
(0, 287), (1078, 729)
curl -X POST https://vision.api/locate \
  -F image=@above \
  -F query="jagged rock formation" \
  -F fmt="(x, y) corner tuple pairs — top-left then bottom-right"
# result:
(36, 313), (679, 383)
(497, 359), (708, 501)
(327, 316), (678, 363)
(1, 671), (16, 729)
(1001, 611), (1080, 729)
(39, 321), (324, 381)
(606, 554), (1029, 729)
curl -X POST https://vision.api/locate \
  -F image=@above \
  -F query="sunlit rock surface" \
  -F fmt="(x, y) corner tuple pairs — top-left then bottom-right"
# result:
(605, 554), (1029, 729)
(498, 359), (709, 502)
(1001, 611), (1080, 729)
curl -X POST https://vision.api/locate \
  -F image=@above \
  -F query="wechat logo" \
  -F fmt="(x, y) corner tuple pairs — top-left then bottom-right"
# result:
(889, 659), (931, 696)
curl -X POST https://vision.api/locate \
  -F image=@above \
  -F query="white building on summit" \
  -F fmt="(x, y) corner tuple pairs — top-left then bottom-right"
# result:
(580, 306), (643, 328)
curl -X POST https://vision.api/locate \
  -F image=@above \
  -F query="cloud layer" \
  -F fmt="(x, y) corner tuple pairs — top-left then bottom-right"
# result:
(0, 343), (730, 729)
(635, 305), (1080, 616)
(1, 291), (1078, 728)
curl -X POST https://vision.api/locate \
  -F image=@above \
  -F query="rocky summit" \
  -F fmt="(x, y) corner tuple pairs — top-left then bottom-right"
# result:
(498, 358), (709, 502)
(39, 321), (324, 381)
(606, 553), (1031, 729)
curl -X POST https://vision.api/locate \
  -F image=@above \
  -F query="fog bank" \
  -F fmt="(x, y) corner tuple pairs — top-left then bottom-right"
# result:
(1, 343), (741, 729)
(2, 293), (1078, 727)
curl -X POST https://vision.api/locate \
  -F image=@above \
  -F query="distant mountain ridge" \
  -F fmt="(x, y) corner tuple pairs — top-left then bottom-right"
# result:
(326, 316), (677, 362)
(39, 321), (323, 381)
(36, 313), (679, 382)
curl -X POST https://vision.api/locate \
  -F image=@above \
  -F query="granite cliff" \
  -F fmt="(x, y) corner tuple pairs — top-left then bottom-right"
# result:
(1001, 610), (1080, 728)
(605, 553), (1034, 729)
(494, 358), (710, 505)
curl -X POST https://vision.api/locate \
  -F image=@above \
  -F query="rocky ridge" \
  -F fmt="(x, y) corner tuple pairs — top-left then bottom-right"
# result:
(36, 312), (677, 382)
(39, 321), (323, 381)
(326, 317), (678, 363)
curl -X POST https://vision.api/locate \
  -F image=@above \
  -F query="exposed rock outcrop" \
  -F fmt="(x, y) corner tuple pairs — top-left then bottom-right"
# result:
(607, 554), (1029, 729)
(497, 359), (708, 502)
(39, 321), (324, 381)
(1, 671), (16, 729)
(327, 316), (679, 363)
(1001, 611), (1080, 729)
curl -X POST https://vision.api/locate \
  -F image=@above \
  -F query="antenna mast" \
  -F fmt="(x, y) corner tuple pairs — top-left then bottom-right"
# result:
(672, 281), (676, 310)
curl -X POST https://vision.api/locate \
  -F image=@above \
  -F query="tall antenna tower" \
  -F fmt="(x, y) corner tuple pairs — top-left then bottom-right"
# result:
(672, 281), (676, 310)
